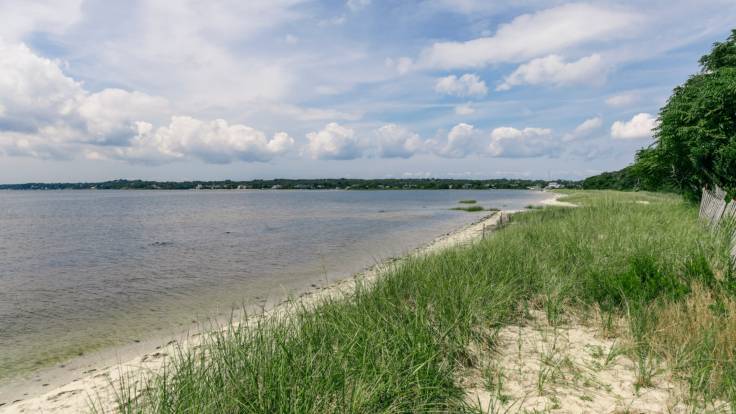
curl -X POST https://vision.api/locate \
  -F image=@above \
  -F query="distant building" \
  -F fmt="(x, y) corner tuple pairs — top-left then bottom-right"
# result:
(545, 182), (563, 190)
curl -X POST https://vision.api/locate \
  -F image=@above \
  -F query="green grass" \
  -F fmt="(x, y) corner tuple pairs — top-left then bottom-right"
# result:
(450, 205), (484, 212)
(458, 200), (477, 204)
(108, 191), (736, 413)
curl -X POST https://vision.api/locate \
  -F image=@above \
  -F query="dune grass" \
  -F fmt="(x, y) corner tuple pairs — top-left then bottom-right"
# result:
(109, 191), (736, 413)
(458, 200), (477, 204)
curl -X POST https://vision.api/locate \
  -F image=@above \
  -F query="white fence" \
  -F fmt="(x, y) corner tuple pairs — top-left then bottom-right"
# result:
(699, 186), (736, 264)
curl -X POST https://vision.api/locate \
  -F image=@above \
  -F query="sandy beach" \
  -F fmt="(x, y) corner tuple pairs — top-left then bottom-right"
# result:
(0, 194), (559, 414)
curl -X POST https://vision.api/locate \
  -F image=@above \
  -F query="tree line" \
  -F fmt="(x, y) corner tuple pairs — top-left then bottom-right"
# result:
(585, 29), (736, 200)
(0, 178), (580, 191)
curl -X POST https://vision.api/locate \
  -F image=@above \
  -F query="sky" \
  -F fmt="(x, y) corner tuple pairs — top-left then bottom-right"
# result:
(0, 0), (735, 183)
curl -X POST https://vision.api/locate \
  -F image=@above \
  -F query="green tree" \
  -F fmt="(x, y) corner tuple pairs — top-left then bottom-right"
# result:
(640, 30), (736, 200)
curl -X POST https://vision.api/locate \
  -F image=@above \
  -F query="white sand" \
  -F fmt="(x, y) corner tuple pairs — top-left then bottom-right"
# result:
(0, 200), (529, 414)
(540, 192), (578, 207)
(461, 310), (730, 413)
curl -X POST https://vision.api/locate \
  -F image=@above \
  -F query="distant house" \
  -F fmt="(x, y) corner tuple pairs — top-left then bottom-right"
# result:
(271, 184), (283, 189)
(545, 182), (563, 190)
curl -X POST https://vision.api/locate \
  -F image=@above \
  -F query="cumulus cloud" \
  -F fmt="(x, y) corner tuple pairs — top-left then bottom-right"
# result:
(562, 116), (603, 142)
(435, 74), (487, 97)
(0, 40), (294, 164)
(78, 89), (170, 145)
(435, 123), (481, 158)
(487, 127), (558, 158)
(116, 117), (294, 164)
(611, 113), (658, 139)
(497, 54), (605, 91)
(429, 123), (562, 159)
(419, 3), (639, 69)
(0, 42), (84, 132)
(605, 92), (639, 107)
(306, 122), (362, 160)
(574, 117), (603, 135)
(374, 124), (424, 158)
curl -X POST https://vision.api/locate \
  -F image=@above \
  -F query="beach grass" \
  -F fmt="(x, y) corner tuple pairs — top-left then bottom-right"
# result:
(108, 191), (736, 413)
(458, 199), (477, 204)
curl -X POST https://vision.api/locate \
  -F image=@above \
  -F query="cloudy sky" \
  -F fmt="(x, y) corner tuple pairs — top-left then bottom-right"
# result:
(1, 0), (734, 183)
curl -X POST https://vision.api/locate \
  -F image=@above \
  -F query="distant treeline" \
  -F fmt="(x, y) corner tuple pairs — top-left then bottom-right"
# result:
(584, 29), (736, 199)
(0, 178), (581, 191)
(581, 166), (677, 192)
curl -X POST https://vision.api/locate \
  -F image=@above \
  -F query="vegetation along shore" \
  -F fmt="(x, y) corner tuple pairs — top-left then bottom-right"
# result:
(3, 191), (735, 413)
(103, 191), (736, 413)
(0, 178), (576, 191)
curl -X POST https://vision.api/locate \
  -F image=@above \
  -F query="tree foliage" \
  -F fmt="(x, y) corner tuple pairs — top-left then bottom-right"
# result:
(637, 29), (736, 199)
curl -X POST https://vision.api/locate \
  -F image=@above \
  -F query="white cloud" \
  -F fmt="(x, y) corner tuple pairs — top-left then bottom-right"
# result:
(376, 124), (425, 158)
(419, 4), (639, 69)
(347, 0), (371, 11)
(454, 103), (475, 115)
(116, 117), (294, 164)
(488, 127), (557, 158)
(435, 74), (488, 97)
(374, 124), (424, 158)
(605, 92), (639, 107)
(435, 123), (481, 158)
(430, 123), (561, 159)
(0, 0), (84, 42)
(0, 42), (84, 131)
(0, 40), (297, 164)
(306, 122), (362, 160)
(611, 113), (658, 139)
(0, 41), (170, 155)
(86, 0), (304, 108)
(497, 54), (606, 91)
(574, 117), (603, 135)
(78, 89), (170, 145)
(285, 34), (299, 44)
(562, 116), (602, 142)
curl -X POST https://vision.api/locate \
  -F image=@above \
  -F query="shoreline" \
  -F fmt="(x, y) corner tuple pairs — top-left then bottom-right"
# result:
(0, 192), (558, 413)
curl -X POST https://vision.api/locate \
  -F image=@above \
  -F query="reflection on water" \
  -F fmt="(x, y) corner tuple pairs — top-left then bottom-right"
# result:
(0, 189), (548, 378)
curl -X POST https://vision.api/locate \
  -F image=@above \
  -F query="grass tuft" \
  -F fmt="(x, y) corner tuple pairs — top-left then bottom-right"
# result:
(451, 205), (485, 212)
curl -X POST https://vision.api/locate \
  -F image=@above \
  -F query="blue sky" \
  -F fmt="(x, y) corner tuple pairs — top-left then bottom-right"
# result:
(1, 0), (735, 183)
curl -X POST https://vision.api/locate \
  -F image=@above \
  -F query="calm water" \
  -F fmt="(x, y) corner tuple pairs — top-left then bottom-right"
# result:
(0, 189), (548, 379)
